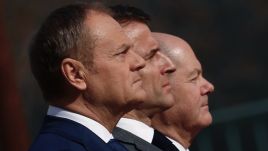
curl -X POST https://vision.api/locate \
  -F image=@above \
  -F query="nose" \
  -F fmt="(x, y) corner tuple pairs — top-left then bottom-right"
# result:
(157, 52), (176, 75)
(201, 78), (214, 95)
(129, 50), (146, 71)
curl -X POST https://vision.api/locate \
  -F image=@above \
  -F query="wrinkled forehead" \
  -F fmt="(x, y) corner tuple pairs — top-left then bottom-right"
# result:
(121, 21), (158, 56)
(167, 44), (202, 71)
(121, 21), (150, 39)
(84, 11), (131, 47)
(85, 11), (122, 37)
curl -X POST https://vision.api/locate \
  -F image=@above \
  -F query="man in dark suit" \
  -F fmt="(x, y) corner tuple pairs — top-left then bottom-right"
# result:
(29, 2), (147, 151)
(110, 5), (178, 151)
(151, 33), (215, 151)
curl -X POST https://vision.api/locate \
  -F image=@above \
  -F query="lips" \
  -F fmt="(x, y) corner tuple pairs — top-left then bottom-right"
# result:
(162, 81), (170, 88)
(202, 104), (209, 111)
(201, 101), (209, 108)
(161, 82), (172, 94)
(133, 77), (142, 84)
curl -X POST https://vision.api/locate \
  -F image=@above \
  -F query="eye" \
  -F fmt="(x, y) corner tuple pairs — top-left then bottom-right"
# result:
(189, 73), (200, 83)
(145, 48), (158, 60)
(114, 46), (130, 56)
(188, 69), (202, 83)
(145, 53), (155, 60)
(119, 48), (128, 55)
(190, 76), (198, 82)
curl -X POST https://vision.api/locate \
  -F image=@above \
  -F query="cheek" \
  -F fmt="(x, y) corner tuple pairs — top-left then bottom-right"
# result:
(177, 98), (196, 115)
(172, 83), (196, 102)
(172, 85), (201, 113)
(142, 67), (160, 84)
(142, 64), (159, 77)
(99, 68), (130, 91)
(183, 91), (202, 116)
(180, 85), (201, 103)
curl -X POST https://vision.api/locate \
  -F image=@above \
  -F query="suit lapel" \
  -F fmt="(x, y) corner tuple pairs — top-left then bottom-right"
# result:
(113, 127), (162, 151)
(42, 115), (113, 151)
(152, 129), (180, 151)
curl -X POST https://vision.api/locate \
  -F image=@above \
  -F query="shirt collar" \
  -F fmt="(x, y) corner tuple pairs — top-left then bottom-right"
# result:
(116, 118), (154, 143)
(167, 136), (189, 151)
(47, 105), (113, 143)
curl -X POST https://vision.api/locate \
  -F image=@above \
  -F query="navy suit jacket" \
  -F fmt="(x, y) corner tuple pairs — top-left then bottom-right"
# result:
(29, 115), (115, 151)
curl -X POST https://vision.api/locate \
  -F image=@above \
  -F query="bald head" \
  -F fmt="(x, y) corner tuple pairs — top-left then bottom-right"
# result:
(152, 32), (190, 53)
(151, 32), (214, 148)
(152, 32), (198, 69)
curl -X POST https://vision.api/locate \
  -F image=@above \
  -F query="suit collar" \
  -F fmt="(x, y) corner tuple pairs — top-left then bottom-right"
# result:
(42, 115), (113, 151)
(117, 118), (154, 143)
(167, 136), (189, 151)
(113, 127), (162, 151)
(47, 105), (113, 143)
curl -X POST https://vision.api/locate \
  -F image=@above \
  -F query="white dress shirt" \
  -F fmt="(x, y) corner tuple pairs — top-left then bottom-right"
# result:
(47, 105), (113, 143)
(116, 118), (154, 143)
(167, 136), (190, 151)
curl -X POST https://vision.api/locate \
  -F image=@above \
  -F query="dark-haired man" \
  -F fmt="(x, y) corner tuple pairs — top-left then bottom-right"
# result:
(152, 33), (215, 151)
(110, 5), (176, 151)
(29, 3), (146, 151)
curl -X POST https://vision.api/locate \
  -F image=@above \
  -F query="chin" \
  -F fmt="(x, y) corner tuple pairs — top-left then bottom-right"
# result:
(201, 113), (213, 127)
(162, 95), (175, 108)
(133, 91), (147, 103)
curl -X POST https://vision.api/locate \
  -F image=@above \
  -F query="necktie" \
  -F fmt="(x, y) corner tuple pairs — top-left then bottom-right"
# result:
(108, 139), (128, 151)
(152, 129), (180, 151)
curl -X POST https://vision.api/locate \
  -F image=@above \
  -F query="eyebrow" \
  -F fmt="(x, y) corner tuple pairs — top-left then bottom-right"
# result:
(145, 47), (159, 59)
(188, 68), (202, 77)
(116, 43), (132, 52)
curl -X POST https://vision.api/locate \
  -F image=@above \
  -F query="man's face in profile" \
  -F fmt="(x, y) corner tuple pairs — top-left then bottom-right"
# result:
(82, 12), (147, 109)
(164, 39), (215, 129)
(122, 21), (175, 113)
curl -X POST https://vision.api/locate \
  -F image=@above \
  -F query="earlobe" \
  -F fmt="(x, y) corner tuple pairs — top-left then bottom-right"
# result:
(61, 58), (87, 91)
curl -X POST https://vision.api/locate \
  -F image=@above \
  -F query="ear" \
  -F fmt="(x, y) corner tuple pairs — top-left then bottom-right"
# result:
(61, 58), (87, 91)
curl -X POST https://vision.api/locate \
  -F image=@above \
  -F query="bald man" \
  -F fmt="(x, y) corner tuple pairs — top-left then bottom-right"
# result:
(151, 33), (215, 151)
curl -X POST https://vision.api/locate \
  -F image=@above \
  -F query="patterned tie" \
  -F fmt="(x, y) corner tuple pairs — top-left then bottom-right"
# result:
(152, 129), (180, 151)
(108, 139), (129, 151)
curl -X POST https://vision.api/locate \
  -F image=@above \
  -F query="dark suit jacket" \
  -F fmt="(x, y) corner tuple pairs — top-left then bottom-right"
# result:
(113, 127), (162, 151)
(29, 115), (114, 151)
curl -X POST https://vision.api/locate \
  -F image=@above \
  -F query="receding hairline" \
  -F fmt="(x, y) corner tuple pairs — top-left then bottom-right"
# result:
(152, 33), (185, 56)
(153, 32), (189, 50)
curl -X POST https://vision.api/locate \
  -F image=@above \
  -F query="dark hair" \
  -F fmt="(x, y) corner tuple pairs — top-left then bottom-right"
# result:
(110, 5), (151, 27)
(29, 2), (110, 101)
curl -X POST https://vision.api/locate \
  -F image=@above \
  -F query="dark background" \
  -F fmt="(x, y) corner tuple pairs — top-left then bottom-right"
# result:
(1, 0), (267, 151)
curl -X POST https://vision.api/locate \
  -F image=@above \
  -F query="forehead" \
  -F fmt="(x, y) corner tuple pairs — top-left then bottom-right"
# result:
(122, 21), (150, 39)
(170, 45), (201, 71)
(85, 11), (123, 39)
(121, 21), (158, 56)
(84, 11), (131, 52)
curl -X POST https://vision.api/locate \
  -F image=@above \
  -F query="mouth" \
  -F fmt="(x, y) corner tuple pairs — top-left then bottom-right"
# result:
(161, 82), (172, 93)
(201, 103), (209, 110)
(133, 78), (142, 85)
(162, 82), (170, 88)
(201, 102), (208, 107)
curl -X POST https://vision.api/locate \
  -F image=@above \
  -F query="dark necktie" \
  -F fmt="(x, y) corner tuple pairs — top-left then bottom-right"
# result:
(108, 139), (129, 151)
(152, 129), (180, 151)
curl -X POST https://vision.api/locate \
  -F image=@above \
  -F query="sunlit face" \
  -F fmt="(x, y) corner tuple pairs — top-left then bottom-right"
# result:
(166, 40), (214, 131)
(122, 22), (175, 113)
(82, 12), (146, 111)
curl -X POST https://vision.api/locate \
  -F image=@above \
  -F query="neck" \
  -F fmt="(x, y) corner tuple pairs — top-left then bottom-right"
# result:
(152, 115), (198, 149)
(52, 95), (126, 132)
(124, 109), (152, 126)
